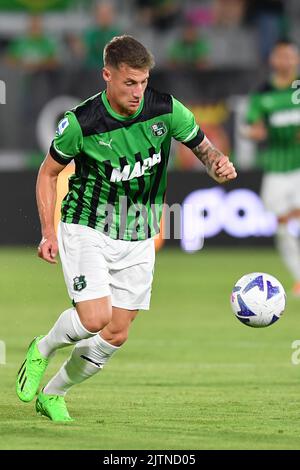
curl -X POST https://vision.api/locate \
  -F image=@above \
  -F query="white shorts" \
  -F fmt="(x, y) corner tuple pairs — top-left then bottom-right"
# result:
(58, 222), (155, 310)
(261, 169), (300, 216)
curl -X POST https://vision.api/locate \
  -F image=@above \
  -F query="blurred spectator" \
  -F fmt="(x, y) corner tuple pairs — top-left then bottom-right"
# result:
(185, 3), (214, 28)
(168, 22), (210, 70)
(246, 0), (288, 61)
(213, 0), (247, 27)
(6, 15), (60, 71)
(208, 0), (257, 68)
(135, 0), (181, 31)
(5, 15), (61, 151)
(71, 1), (121, 69)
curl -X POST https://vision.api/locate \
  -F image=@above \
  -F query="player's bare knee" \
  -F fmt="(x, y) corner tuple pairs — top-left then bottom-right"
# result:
(76, 299), (112, 333)
(82, 317), (106, 333)
(278, 216), (288, 224)
(82, 310), (112, 332)
(108, 330), (129, 347)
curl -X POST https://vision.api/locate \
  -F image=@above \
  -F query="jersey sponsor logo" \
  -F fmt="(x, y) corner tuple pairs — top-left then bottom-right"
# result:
(98, 138), (113, 150)
(269, 109), (300, 127)
(110, 151), (161, 182)
(151, 122), (167, 137)
(56, 117), (69, 136)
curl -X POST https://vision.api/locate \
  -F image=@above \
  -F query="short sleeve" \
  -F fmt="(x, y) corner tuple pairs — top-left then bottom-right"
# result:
(246, 93), (265, 124)
(171, 97), (204, 148)
(49, 111), (83, 164)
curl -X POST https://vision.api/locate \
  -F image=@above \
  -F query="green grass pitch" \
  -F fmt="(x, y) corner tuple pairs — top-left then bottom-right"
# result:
(0, 246), (300, 450)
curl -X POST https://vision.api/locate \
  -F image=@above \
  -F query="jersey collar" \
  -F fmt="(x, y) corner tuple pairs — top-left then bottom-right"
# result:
(101, 90), (144, 121)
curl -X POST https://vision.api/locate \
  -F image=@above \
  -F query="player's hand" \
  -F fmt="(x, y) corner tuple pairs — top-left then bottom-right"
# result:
(38, 235), (58, 264)
(211, 155), (237, 184)
(240, 122), (267, 142)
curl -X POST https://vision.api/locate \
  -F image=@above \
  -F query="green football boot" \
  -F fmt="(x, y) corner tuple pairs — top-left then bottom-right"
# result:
(16, 335), (49, 402)
(36, 391), (74, 422)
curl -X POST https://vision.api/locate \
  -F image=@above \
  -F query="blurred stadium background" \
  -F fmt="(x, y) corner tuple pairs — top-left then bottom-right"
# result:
(1, 0), (300, 450)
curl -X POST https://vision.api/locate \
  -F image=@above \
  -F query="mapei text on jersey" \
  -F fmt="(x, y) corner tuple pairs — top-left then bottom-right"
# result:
(110, 150), (161, 182)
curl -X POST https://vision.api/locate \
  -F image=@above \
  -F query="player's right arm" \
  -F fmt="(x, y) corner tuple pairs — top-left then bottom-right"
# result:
(241, 92), (267, 142)
(36, 154), (66, 264)
(36, 111), (83, 264)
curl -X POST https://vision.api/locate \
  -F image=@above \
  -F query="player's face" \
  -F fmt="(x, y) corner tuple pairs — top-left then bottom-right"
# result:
(270, 45), (300, 76)
(103, 63), (149, 116)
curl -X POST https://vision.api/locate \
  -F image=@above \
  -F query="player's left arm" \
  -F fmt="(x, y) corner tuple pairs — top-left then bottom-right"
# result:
(171, 96), (237, 184)
(192, 136), (237, 184)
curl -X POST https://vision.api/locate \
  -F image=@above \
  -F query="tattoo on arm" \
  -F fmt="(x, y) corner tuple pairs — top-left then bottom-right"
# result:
(192, 136), (223, 172)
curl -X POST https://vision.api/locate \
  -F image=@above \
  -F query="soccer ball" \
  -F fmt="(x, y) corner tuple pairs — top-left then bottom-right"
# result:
(230, 272), (286, 328)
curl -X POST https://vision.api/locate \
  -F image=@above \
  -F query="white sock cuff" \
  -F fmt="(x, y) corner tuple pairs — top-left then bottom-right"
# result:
(95, 334), (120, 354)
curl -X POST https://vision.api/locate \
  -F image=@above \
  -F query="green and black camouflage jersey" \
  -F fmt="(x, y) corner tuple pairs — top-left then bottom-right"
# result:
(246, 78), (300, 172)
(50, 87), (204, 240)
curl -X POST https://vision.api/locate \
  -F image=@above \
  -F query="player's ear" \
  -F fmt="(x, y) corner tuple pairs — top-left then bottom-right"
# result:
(102, 67), (111, 83)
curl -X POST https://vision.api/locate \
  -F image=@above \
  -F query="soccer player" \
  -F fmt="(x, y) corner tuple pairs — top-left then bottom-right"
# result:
(16, 35), (237, 422)
(243, 39), (300, 295)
